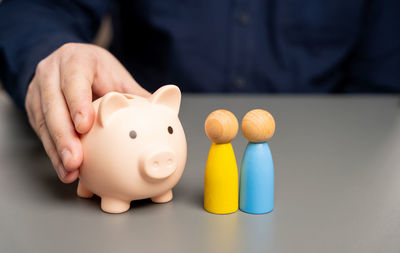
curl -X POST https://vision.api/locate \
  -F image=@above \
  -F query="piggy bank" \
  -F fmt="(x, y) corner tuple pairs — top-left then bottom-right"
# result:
(77, 85), (187, 213)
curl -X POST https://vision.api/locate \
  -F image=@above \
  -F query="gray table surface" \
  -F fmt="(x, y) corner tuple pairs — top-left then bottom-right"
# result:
(0, 92), (400, 253)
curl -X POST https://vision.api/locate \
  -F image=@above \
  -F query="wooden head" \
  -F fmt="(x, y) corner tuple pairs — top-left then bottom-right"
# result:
(242, 109), (275, 142)
(205, 109), (238, 144)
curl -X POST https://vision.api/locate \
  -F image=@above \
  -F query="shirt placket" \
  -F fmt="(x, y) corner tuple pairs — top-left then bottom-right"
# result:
(228, 0), (255, 92)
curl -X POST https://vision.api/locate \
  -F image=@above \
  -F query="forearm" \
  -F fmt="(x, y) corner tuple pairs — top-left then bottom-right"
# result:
(0, 0), (111, 108)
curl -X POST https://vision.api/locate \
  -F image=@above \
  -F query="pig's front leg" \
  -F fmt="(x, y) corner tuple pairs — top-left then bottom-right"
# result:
(77, 181), (94, 198)
(101, 197), (131, 214)
(151, 190), (173, 203)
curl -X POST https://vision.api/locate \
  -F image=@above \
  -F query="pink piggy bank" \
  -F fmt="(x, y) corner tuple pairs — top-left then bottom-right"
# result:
(77, 85), (187, 213)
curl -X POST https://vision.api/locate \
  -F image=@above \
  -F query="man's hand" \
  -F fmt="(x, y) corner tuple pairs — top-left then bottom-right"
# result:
(25, 43), (150, 183)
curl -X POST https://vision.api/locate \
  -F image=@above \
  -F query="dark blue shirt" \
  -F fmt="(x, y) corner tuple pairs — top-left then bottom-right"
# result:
(1, 0), (400, 108)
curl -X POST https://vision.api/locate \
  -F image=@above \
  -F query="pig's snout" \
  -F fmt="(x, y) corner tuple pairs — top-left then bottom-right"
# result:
(140, 148), (177, 180)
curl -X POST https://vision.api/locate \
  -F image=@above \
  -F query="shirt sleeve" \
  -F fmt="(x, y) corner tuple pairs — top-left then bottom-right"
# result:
(0, 0), (112, 109)
(344, 0), (400, 92)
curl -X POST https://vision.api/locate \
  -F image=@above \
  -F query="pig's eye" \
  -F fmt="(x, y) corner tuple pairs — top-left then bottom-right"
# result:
(129, 130), (137, 139)
(168, 126), (173, 134)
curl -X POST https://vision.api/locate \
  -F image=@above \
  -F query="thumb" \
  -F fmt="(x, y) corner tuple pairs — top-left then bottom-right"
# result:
(60, 57), (95, 135)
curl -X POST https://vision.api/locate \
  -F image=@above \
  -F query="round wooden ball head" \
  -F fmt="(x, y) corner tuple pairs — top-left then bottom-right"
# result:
(205, 110), (238, 144)
(242, 109), (275, 142)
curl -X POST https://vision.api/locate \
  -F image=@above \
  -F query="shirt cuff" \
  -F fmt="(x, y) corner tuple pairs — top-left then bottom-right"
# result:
(13, 34), (83, 110)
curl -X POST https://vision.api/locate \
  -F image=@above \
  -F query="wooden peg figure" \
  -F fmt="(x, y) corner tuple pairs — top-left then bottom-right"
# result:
(204, 109), (239, 214)
(240, 109), (276, 214)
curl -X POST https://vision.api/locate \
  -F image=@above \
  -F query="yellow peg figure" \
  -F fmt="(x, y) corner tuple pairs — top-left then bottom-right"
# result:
(204, 109), (239, 214)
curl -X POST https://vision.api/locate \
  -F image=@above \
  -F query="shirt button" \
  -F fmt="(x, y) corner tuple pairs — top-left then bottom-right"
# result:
(236, 11), (250, 25)
(235, 77), (246, 89)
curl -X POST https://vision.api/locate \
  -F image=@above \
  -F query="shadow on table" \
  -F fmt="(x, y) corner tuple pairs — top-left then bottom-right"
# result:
(0, 99), (159, 211)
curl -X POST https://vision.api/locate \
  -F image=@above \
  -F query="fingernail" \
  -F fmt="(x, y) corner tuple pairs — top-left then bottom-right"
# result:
(74, 112), (84, 130)
(58, 165), (66, 179)
(61, 148), (72, 166)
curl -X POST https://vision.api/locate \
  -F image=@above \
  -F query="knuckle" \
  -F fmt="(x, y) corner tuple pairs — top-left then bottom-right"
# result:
(39, 134), (60, 163)
(48, 153), (63, 174)
(24, 84), (34, 111)
(36, 118), (47, 139)
(35, 59), (48, 76)
(59, 42), (79, 54)
(61, 71), (79, 86)
(41, 93), (56, 116)
(61, 72), (91, 93)
(26, 112), (35, 131)
(35, 59), (57, 90)
(67, 45), (97, 64)
(26, 110), (34, 127)
(51, 128), (66, 147)
(25, 106), (35, 129)
(65, 54), (93, 71)
(24, 85), (40, 130)
(26, 80), (35, 96)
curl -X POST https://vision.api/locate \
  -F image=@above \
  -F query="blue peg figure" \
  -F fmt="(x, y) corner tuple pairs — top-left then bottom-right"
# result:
(239, 109), (276, 214)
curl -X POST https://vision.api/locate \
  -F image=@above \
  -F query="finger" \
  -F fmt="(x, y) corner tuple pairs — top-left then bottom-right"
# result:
(25, 80), (39, 130)
(36, 119), (71, 183)
(60, 55), (95, 134)
(25, 78), (69, 182)
(64, 169), (80, 184)
(37, 61), (83, 172)
(39, 127), (67, 181)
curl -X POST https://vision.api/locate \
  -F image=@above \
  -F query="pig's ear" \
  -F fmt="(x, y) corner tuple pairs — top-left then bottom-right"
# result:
(149, 85), (181, 114)
(98, 92), (130, 127)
